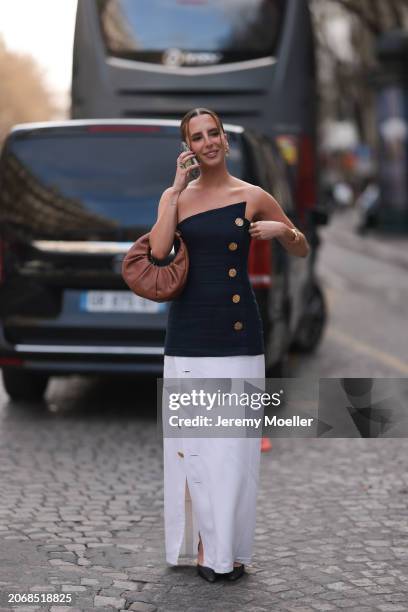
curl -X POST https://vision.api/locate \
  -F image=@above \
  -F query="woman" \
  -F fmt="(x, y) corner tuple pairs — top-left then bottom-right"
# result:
(150, 108), (309, 582)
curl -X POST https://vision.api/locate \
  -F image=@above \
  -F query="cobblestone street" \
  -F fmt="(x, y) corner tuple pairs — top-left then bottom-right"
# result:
(1, 209), (408, 611)
(2, 0), (408, 608)
(0, 380), (407, 611)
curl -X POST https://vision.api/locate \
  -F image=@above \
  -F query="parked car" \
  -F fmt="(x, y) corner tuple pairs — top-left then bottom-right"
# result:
(0, 119), (326, 402)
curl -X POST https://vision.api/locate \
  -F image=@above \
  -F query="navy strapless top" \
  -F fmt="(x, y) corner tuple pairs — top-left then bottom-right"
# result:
(164, 202), (264, 357)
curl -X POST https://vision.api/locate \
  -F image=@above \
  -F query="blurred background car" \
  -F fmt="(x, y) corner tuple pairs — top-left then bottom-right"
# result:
(0, 118), (326, 401)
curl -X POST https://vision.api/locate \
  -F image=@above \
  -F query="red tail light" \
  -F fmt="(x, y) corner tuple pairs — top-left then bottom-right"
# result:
(0, 357), (23, 366)
(248, 239), (272, 288)
(295, 134), (317, 225)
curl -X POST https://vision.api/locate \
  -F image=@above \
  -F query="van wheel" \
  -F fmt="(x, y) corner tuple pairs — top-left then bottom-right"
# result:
(292, 283), (327, 353)
(2, 368), (49, 402)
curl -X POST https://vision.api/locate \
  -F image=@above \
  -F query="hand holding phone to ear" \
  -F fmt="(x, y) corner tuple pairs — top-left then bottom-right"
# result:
(173, 141), (200, 193)
(181, 141), (199, 168)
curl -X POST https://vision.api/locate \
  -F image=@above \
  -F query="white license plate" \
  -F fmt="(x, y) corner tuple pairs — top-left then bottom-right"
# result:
(80, 291), (163, 313)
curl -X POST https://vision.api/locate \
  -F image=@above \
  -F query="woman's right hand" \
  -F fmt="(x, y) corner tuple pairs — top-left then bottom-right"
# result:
(172, 151), (200, 193)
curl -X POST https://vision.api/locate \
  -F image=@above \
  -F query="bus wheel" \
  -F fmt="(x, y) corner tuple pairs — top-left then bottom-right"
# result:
(2, 368), (49, 402)
(292, 283), (327, 353)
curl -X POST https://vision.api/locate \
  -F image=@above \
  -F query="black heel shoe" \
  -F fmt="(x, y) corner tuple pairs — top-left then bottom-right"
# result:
(226, 564), (245, 581)
(197, 564), (217, 583)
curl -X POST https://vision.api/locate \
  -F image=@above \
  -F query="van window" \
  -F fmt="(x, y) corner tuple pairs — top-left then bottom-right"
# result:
(0, 128), (245, 232)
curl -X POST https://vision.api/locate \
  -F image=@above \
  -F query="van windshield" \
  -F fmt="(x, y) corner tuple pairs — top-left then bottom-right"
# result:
(97, 0), (285, 65)
(1, 127), (245, 238)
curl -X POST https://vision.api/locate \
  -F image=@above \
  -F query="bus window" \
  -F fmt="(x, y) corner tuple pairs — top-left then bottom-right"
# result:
(96, 0), (285, 65)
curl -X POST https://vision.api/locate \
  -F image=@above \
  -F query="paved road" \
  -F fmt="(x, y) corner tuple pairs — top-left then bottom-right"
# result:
(292, 208), (408, 378)
(0, 209), (407, 611)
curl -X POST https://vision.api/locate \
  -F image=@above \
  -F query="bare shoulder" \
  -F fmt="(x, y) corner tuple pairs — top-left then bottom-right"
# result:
(245, 183), (265, 200)
(232, 181), (276, 219)
(227, 178), (257, 199)
(248, 185), (292, 223)
(230, 179), (263, 199)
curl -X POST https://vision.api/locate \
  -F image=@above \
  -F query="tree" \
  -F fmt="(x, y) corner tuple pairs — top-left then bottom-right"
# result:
(0, 38), (56, 146)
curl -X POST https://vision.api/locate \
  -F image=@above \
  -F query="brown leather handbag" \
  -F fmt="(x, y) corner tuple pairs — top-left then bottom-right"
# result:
(121, 231), (189, 303)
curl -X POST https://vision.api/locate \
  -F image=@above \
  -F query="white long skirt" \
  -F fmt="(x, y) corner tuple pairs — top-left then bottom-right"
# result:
(162, 354), (265, 574)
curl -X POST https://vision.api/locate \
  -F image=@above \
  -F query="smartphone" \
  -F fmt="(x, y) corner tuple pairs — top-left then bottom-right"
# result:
(181, 141), (199, 168)
(181, 141), (200, 179)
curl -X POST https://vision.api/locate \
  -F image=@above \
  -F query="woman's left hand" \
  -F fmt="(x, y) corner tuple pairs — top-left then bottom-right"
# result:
(249, 220), (285, 240)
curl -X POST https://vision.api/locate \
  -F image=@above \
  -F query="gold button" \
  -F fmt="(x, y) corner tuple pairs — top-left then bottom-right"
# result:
(232, 294), (241, 303)
(235, 217), (244, 227)
(228, 268), (237, 278)
(228, 242), (238, 251)
(177, 451), (184, 458)
(234, 321), (243, 331)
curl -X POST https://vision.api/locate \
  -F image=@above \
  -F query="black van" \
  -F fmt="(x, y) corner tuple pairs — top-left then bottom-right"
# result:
(0, 120), (326, 401)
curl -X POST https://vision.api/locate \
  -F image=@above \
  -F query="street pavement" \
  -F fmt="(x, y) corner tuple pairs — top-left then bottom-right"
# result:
(0, 208), (407, 611)
(292, 207), (408, 379)
(321, 206), (408, 271)
(0, 401), (407, 612)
